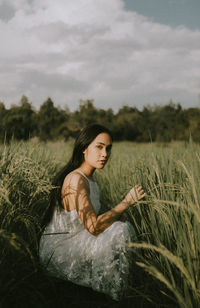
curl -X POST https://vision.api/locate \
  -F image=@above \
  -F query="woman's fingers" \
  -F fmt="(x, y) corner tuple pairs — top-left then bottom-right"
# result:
(126, 185), (146, 205)
(134, 185), (146, 200)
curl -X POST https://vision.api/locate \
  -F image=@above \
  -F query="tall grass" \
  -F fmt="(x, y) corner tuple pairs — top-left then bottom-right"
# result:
(0, 140), (200, 307)
(0, 141), (66, 307)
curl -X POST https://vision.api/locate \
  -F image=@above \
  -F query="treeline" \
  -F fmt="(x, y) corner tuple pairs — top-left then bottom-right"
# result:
(0, 95), (200, 142)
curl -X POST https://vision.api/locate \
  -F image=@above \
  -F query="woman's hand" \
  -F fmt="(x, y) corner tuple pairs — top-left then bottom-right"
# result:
(124, 185), (146, 207)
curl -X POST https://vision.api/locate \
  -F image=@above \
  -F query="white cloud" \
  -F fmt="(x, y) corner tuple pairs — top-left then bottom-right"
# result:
(0, 0), (200, 111)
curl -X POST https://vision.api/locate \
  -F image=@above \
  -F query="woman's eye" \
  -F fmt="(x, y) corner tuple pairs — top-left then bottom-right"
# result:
(97, 145), (102, 149)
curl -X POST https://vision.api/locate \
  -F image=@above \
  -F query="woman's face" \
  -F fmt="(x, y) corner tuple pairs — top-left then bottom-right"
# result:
(83, 133), (112, 169)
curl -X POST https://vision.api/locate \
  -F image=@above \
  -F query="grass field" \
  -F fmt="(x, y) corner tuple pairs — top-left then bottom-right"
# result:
(0, 139), (200, 308)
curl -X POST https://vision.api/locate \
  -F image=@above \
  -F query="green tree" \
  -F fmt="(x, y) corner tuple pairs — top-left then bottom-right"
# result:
(3, 96), (35, 142)
(184, 107), (200, 142)
(36, 97), (67, 141)
(78, 99), (99, 126)
(66, 100), (98, 137)
(114, 106), (141, 141)
(0, 101), (6, 142)
(153, 101), (186, 142)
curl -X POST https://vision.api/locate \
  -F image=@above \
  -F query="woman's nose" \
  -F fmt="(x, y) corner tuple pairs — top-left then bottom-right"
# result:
(102, 148), (107, 157)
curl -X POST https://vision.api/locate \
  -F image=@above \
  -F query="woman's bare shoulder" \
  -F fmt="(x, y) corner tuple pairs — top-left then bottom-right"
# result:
(62, 170), (89, 192)
(61, 171), (90, 211)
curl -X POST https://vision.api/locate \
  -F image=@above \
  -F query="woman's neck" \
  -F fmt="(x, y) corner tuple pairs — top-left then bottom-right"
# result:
(78, 163), (95, 179)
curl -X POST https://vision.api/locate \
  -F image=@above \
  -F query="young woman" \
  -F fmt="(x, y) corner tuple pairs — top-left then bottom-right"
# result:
(39, 124), (146, 301)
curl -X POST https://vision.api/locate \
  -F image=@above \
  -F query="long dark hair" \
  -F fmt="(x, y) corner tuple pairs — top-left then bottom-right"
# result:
(44, 124), (112, 226)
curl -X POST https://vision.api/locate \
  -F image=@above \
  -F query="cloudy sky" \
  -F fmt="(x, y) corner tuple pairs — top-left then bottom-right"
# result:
(0, 0), (200, 112)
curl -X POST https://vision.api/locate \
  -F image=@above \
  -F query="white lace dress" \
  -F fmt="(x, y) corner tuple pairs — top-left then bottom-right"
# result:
(39, 170), (137, 301)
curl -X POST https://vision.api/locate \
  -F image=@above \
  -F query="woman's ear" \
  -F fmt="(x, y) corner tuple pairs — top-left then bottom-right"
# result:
(83, 146), (88, 155)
